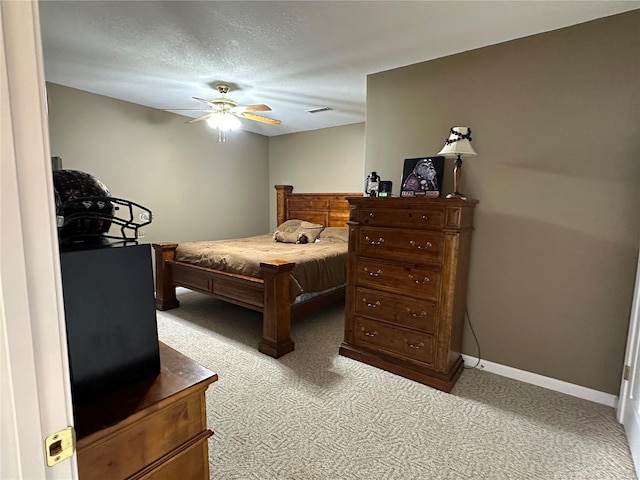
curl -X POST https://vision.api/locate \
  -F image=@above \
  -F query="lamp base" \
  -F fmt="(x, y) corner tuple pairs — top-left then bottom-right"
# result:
(445, 192), (467, 201)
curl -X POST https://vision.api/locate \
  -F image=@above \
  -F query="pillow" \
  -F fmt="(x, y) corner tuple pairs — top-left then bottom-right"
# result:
(273, 229), (303, 243)
(273, 220), (324, 244)
(319, 226), (349, 243)
(275, 219), (303, 234)
(297, 221), (324, 243)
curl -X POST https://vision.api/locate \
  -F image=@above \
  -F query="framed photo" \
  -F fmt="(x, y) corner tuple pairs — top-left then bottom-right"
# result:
(400, 156), (445, 198)
(378, 181), (392, 197)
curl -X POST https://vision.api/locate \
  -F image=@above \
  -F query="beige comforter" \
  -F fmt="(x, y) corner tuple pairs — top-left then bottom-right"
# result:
(175, 234), (347, 298)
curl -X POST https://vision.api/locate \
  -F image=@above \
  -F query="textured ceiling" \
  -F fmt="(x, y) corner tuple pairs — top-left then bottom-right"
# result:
(38, 1), (639, 137)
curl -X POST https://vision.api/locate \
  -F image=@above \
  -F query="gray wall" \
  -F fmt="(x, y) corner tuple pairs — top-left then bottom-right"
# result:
(47, 83), (270, 245)
(47, 85), (365, 242)
(365, 11), (640, 394)
(268, 123), (365, 227)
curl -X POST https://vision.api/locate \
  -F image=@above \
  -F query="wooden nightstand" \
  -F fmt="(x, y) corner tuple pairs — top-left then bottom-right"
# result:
(340, 197), (476, 392)
(74, 342), (217, 479)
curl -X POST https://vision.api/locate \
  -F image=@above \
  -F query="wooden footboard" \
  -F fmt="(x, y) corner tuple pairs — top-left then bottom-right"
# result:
(153, 243), (297, 358)
(153, 243), (180, 311)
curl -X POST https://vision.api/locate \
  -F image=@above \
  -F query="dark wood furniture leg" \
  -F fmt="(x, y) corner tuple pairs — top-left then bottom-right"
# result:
(153, 243), (179, 311)
(258, 260), (295, 358)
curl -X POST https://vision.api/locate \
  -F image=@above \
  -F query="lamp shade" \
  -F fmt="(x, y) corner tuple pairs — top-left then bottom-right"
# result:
(437, 127), (477, 157)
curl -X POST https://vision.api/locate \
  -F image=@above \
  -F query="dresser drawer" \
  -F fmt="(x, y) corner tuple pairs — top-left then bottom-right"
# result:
(138, 433), (210, 480)
(358, 207), (445, 229)
(358, 227), (443, 264)
(354, 317), (435, 366)
(356, 259), (440, 300)
(355, 287), (437, 333)
(77, 393), (207, 480)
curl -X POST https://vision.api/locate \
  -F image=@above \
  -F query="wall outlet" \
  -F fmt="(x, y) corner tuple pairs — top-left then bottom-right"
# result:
(139, 213), (150, 222)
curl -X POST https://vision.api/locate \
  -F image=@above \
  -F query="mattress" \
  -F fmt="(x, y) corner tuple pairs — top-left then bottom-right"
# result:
(175, 233), (348, 298)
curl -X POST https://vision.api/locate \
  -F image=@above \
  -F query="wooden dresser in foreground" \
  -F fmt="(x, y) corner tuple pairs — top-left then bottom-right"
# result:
(74, 342), (218, 480)
(340, 197), (477, 392)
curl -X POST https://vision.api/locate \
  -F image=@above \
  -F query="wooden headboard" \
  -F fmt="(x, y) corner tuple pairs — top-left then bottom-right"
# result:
(275, 185), (362, 227)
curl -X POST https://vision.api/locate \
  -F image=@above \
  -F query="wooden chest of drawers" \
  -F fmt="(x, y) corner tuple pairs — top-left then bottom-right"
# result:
(75, 343), (217, 480)
(340, 197), (476, 392)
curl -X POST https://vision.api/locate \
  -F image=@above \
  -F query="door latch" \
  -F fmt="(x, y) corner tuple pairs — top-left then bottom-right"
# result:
(45, 427), (75, 467)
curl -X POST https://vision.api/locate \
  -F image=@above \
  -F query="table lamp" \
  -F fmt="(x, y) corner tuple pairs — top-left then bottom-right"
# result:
(437, 126), (477, 200)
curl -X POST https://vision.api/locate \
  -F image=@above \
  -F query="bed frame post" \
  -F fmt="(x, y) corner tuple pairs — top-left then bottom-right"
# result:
(275, 185), (293, 227)
(259, 260), (295, 358)
(152, 243), (180, 311)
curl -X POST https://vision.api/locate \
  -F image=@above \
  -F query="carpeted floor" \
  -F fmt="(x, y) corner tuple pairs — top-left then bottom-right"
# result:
(156, 290), (636, 480)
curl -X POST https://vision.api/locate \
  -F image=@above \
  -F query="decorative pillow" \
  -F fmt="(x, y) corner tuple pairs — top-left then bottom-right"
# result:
(273, 219), (305, 243)
(273, 220), (324, 244)
(319, 227), (349, 243)
(297, 221), (324, 243)
(275, 219), (303, 234)
(273, 229), (301, 243)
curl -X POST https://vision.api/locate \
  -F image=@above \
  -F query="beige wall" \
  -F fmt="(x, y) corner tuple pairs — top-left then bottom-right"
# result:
(47, 83), (270, 245)
(268, 123), (365, 227)
(365, 11), (640, 394)
(47, 85), (365, 242)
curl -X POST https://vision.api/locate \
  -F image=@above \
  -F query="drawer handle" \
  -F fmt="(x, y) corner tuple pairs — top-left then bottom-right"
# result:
(422, 215), (429, 221)
(410, 240), (433, 250)
(362, 298), (381, 308)
(361, 327), (378, 337)
(405, 308), (427, 318)
(364, 267), (382, 277)
(404, 339), (425, 349)
(408, 274), (430, 285)
(365, 235), (384, 245)
(368, 212), (375, 218)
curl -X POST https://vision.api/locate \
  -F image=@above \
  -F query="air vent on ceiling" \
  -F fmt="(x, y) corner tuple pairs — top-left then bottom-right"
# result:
(306, 107), (333, 114)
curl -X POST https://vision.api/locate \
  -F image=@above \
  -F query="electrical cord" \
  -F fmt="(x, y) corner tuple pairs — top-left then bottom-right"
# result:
(463, 306), (482, 369)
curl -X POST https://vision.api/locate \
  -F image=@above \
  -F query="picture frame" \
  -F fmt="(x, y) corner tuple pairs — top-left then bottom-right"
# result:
(400, 156), (445, 198)
(378, 181), (392, 197)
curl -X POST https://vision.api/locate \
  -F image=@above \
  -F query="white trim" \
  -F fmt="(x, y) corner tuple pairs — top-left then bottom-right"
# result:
(617, 251), (640, 473)
(1, 1), (76, 478)
(462, 355), (618, 408)
(618, 252), (640, 421)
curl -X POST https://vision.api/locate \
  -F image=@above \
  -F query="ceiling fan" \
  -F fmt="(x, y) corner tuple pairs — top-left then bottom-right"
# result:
(171, 84), (281, 141)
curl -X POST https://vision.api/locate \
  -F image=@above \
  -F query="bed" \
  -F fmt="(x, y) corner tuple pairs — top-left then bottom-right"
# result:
(153, 185), (361, 358)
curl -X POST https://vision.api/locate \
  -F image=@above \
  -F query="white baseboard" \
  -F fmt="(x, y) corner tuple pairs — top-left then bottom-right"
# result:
(462, 355), (618, 408)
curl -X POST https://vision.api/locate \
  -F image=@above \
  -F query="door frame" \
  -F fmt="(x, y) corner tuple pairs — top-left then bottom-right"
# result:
(0, 1), (77, 478)
(618, 250), (640, 474)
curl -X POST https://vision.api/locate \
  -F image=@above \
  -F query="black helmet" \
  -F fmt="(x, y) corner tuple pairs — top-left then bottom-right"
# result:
(53, 169), (114, 242)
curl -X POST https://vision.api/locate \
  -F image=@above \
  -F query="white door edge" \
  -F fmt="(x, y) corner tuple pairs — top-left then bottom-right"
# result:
(618, 249), (640, 476)
(0, 1), (77, 478)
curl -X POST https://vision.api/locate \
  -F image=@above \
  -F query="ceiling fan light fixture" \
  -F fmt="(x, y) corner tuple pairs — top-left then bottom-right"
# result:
(206, 112), (241, 132)
(206, 112), (242, 142)
(182, 85), (280, 141)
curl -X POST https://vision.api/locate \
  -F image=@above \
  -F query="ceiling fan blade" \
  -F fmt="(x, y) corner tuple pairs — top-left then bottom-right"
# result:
(231, 104), (272, 113)
(192, 96), (212, 104)
(186, 113), (213, 124)
(239, 112), (281, 125)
